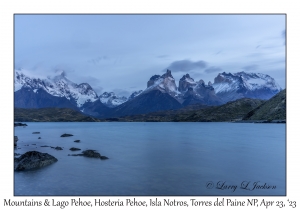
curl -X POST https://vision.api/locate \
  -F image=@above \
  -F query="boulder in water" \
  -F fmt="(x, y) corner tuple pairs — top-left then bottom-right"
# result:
(70, 147), (81, 151)
(60, 134), (73, 137)
(68, 149), (109, 160)
(14, 151), (57, 171)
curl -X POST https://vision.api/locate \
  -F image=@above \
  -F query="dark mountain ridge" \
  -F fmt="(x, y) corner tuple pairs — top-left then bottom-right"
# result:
(14, 87), (79, 110)
(107, 89), (183, 118)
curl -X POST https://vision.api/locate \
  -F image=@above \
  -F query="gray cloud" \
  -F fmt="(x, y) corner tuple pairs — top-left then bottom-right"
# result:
(164, 59), (207, 72)
(242, 65), (259, 72)
(52, 64), (76, 77)
(157, 55), (169, 58)
(214, 51), (222, 55)
(87, 56), (109, 65)
(77, 76), (104, 96)
(204, 66), (222, 74)
(93, 86), (104, 96)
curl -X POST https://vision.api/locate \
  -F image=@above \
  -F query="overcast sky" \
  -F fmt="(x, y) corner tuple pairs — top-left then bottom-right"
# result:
(14, 14), (286, 97)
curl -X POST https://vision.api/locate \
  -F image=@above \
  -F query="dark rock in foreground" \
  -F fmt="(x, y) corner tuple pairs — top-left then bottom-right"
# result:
(60, 133), (73, 137)
(100, 155), (109, 160)
(14, 136), (18, 147)
(14, 151), (58, 171)
(68, 149), (108, 160)
(70, 147), (81, 151)
(82, 150), (101, 158)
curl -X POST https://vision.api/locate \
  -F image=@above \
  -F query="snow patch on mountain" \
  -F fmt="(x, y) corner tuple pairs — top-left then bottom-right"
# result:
(213, 80), (240, 93)
(99, 92), (127, 108)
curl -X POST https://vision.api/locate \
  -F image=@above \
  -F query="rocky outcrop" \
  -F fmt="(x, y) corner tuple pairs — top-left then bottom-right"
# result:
(74, 140), (80, 143)
(68, 149), (108, 160)
(178, 74), (196, 92)
(14, 136), (18, 147)
(14, 151), (58, 171)
(147, 75), (160, 88)
(176, 74), (222, 106)
(161, 69), (173, 79)
(193, 82), (221, 105)
(60, 133), (73, 137)
(100, 155), (109, 160)
(14, 122), (27, 127)
(70, 147), (81, 151)
(32, 132), (40, 134)
(82, 150), (102, 158)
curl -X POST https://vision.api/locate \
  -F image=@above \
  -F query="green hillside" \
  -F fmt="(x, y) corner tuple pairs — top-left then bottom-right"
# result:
(117, 98), (265, 122)
(14, 108), (101, 122)
(243, 89), (286, 121)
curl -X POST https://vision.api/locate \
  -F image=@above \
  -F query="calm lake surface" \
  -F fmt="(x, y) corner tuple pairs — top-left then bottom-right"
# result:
(14, 122), (286, 196)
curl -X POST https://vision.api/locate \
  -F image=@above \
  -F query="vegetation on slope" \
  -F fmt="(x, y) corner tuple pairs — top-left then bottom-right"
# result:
(14, 108), (101, 122)
(243, 89), (286, 121)
(116, 98), (265, 122)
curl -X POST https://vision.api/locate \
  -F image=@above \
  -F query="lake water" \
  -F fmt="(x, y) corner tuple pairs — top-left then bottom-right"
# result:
(14, 122), (286, 196)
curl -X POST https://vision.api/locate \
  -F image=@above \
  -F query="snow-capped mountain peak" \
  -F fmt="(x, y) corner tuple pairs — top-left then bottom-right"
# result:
(212, 71), (282, 102)
(144, 69), (180, 96)
(14, 69), (98, 107)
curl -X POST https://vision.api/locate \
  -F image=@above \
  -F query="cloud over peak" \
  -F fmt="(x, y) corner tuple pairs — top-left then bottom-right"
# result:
(164, 59), (207, 72)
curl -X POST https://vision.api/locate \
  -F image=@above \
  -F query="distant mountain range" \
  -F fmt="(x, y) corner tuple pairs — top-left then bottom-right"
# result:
(14, 69), (282, 118)
(15, 89), (286, 122)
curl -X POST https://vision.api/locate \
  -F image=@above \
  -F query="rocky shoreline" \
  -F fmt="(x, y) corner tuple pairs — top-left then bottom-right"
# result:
(14, 131), (109, 172)
(14, 122), (27, 127)
(233, 119), (286, 124)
